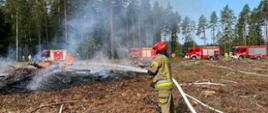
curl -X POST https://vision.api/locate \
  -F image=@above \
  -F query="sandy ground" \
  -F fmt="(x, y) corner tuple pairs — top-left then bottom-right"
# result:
(1, 58), (268, 113)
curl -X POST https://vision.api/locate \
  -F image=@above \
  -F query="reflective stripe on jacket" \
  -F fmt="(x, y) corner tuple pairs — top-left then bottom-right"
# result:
(155, 80), (173, 89)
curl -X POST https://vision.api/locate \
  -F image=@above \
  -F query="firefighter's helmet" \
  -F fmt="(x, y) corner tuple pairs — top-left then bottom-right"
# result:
(153, 41), (167, 51)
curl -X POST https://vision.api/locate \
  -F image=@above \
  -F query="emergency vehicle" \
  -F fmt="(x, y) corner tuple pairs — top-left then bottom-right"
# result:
(232, 45), (267, 59)
(185, 46), (220, 60)
(41, 50), (75, 64)
(128, 48), (156, 65)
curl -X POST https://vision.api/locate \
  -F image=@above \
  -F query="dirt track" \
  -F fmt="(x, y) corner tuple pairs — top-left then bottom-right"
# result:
(1, 58), (268, 113)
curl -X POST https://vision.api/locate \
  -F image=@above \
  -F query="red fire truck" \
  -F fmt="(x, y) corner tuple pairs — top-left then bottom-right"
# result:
(185, 46), (220, 60)
(41, 50), (75, 64)
(232, 45), (267, 59)
(128, 48), (156, 65)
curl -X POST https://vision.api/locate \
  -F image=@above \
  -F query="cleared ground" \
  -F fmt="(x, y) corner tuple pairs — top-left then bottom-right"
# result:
(1, 58), (268, 113)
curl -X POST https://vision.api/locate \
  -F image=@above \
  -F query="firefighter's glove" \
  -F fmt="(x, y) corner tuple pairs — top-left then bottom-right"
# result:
(147, 70), (155, 76)
(150, 82), (156, 88)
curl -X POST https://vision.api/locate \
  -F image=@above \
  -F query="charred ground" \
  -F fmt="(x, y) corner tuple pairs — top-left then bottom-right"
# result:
(1, 58), (268, 113)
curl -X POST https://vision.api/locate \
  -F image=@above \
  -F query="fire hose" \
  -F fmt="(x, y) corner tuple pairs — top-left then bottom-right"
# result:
(172, 78), (197, 113)
(141, 67), (224, 113)
(172, 78), (225, 113)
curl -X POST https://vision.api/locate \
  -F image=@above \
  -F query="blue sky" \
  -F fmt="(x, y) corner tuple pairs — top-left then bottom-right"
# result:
(151, 0), (262, 45)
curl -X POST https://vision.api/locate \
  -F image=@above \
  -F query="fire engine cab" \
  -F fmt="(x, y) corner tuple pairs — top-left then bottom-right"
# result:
(185, 46), (220, 60)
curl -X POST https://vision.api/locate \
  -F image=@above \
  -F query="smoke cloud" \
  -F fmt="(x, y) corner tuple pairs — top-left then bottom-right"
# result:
(63, 0), (166, 60)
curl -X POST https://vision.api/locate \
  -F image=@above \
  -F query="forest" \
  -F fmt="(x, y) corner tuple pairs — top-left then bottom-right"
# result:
(0, 0), (268, 60)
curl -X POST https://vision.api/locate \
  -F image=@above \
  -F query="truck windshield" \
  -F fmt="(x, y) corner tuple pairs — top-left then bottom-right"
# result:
(243, 48), (247, 52)
(41, 50), (50, 57)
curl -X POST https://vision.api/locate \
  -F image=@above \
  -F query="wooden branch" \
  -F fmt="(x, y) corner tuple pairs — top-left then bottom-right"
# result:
(30, 100), (78, 113)
(256, 102), (267, 113)
(59, 104), (63, 113)
(205, 63), (268, 77)
(221, 79), (238, 84)
(180, 82), (226, 86)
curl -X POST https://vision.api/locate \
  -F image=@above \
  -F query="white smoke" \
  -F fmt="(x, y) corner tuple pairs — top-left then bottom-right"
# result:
(65, 1), (97, 59)
(27, 61), (147, 90)
(0, 58), (15, 77)
(63, 0), (157, 61)
(27, 64), (62, 90)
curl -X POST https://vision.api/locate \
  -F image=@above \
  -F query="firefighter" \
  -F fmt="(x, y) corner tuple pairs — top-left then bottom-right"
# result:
(147, 41), (175, 113)
(28, 54), (32, 63)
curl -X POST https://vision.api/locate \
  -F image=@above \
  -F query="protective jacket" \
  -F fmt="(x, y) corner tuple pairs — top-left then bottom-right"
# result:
(148, 54), (173, 89)
(148, 53), (175, 113)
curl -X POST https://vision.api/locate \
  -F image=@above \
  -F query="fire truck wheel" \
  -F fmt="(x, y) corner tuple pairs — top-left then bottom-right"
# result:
(191, 56), (197, 60)
(239, 56), (243, 60)
(209, 57), (214, 61)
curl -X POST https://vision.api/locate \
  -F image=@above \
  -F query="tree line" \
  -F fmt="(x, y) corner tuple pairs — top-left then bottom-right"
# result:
(0, 0), (268, 59)
(192, 1), (268, 54)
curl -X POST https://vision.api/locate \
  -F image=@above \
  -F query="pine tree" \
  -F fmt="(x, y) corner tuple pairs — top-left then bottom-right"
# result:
(140, 0), (152, 46)
(248, 8), (264, 45)
(197, 14), (207, 45)
(209, 11), (218, 44)
(262, 0), (268, 44)
(182, 16), (195, 52)
(182, 16), (191, 41)
(152, 1), (163, 43)
(220, 5), (236, 53)
(0, 6), (10, 56)
(235, 4), (250, 45)
(170, 11), (181, 55)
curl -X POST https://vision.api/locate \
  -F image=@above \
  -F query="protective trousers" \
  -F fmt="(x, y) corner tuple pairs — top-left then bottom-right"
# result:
(158, 87), (175, 113)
